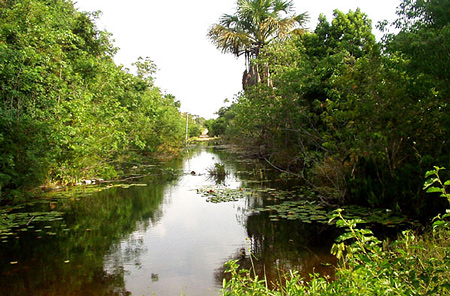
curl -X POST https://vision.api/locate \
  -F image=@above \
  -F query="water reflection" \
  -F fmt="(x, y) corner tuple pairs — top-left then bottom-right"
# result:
(0, 145), (337, 296)
(107, 147), (248, 296)
(0, 156), (178, 296)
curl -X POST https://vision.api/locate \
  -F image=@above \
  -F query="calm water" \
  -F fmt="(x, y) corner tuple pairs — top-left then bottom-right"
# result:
(0, 145), (336, 296)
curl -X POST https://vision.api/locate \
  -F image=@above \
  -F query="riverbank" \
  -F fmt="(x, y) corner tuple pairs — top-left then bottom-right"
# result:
(0, 149), (182, 207)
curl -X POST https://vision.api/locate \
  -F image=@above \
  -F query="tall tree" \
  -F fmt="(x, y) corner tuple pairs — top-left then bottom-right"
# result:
(208, 0), (308, 88)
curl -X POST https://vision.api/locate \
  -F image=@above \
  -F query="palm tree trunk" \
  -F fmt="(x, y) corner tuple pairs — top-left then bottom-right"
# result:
(242, 63), (261, 89)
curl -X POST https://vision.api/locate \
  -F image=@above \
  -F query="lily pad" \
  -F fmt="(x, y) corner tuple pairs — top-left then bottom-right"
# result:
(253, 188), (416, 227)
(197, 186), (251, 203)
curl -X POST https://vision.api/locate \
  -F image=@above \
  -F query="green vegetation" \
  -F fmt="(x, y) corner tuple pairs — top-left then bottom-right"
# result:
(205, 162), (229, 184)
(221, 169), (450, 295)
(198, 186), (249, 203)
(2, 0), (450, 293)
(209, 0), (450, 218)
(0, 162), (181, 243)
(211, 0), (450, 294)
(225, 216), (450, 295)
(207, 162), (228, 177)
(0, 0), (190, 201)
(185, 113), (205, 139)
(259, 199), (417, 227)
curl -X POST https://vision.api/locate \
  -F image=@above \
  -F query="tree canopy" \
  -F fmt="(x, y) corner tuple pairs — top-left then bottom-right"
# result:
(208, 0), (308, 59)
(0, 0), (188, 200)
(211, 0), (450, 217)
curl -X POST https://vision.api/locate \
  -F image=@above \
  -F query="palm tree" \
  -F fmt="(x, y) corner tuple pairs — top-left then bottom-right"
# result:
(208, 0), (308, 88)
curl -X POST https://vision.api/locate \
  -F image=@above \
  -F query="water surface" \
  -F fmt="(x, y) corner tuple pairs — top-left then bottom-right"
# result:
(0, 145), (336, 296)
(109, 148), (249, 295)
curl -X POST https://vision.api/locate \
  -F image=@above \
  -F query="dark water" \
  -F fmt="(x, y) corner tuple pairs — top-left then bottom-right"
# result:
(0, 145), (337, 296)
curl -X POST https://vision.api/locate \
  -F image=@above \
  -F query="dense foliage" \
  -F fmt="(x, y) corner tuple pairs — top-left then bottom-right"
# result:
(0, 0), (187, 200)
(211, 0), (450, 217)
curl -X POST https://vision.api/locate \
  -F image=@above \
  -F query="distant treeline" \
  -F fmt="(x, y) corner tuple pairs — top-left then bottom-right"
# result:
(208, 0), (450, 217)
(0, 0), (194, 200)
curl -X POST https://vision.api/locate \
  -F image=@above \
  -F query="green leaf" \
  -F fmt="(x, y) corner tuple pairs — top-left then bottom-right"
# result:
(427, 187), (443, 194)
(425, 170), (437, 178)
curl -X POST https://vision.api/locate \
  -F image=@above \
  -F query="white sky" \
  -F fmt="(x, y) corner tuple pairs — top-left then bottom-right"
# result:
(74, 0), (402, 119)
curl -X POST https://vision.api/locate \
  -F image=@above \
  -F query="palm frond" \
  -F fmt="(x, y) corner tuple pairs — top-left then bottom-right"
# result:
(219, 14), (239, 28)
(272, 0), (294, 14)
(208, 24), (252, 56)
(294, 12), (310, 26)
(208, 0), (309, 59)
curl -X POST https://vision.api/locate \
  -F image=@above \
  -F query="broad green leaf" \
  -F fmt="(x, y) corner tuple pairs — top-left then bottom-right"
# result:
(426, 187), (443, 194)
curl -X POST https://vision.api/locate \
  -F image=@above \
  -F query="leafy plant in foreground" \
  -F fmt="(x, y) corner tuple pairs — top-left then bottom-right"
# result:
(329, 209), (381, 265)
(424, 166), (450, 203)
(424, 166), (450, 233)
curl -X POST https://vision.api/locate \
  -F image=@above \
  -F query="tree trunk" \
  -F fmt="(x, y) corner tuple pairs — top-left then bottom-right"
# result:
(242, 64), (261, 89)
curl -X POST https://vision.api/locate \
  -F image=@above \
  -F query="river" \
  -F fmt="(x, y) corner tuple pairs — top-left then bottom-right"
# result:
(0, 145), (337, 296)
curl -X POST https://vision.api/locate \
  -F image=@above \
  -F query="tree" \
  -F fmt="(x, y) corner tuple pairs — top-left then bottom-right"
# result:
(0, 0), (186, 200)
(208, 0), (308, 88)
(393, 0), (450, 31)
(388, 0), (450, 94)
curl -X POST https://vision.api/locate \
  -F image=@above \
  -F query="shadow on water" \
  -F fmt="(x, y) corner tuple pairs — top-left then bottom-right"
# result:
(0, 144), (339, 296)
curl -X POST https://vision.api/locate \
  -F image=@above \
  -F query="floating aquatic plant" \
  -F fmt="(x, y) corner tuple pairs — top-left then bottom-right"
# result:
(198, 185), (420, 228)
(197, 186), (253, 203)
(45, 183), (148, 200)
(0, 209), (65, 242)
(254, 198), (419, 227)
(255, 200), (330, 224)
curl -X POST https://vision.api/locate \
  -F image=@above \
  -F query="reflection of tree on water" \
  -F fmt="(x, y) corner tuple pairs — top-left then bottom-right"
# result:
(212, 147), (340, 288)
(248, 214), (338, 277)
(0, 165), (180, 296)
(104, 231), (148, 275)
(216, 211), (339, 288)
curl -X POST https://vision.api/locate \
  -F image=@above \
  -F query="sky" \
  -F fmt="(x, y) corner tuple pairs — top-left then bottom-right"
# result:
(74, 0), (402, 119)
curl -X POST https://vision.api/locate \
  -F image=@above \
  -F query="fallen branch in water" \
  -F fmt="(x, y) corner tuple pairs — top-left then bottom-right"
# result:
(26, 216), (35, 226)
(263, 157), (301, 177)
